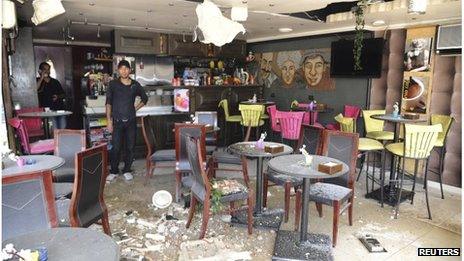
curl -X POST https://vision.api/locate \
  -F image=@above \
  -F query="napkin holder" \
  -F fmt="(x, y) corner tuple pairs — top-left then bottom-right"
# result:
(265, 145), (283, 154)
(402, 113), (420, 120)
(318, 162), (342, 175)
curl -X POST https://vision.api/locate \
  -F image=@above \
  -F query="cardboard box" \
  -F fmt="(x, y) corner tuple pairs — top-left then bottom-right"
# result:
(318, 162), (343, 175)
(264, 145), (284, 154)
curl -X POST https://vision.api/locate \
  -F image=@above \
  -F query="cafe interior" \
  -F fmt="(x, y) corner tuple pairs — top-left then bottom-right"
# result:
(0, 0), (462, 260)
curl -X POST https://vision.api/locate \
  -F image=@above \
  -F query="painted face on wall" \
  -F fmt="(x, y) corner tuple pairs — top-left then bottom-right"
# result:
(259, 53), (273, 80)
(281, 60), (296, 85)
(303, 55), (326, 87)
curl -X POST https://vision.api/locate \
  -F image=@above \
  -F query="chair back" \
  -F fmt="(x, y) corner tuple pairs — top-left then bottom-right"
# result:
(362, 109), (386, 133)
(195, 111), (218, 127)
(54, 129), (86, 170)
(276, 111), (305, 140)
(430, 114), (454, 146)
(8, 118), (31, 154)
(15, 107), (44, 137)
(344, 105), (361, 119)
(267, 105), (281, 132)
(321, 130), (359, 188)
(186, 135), (210, 202)
(403, 124), (442, 159)
(2, 170), (58, 240)
(141, 116), (156, 163)
(175, 123), (206, 166)
(297, 125), (324, 155)
(218, 99), (231, 120)
(334, 114), (355, 133)
(69, 145), (108, 227)
(239, 104), (264, 127)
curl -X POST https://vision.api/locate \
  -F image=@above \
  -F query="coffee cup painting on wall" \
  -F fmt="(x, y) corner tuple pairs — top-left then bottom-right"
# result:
(402, 76), (429, 114)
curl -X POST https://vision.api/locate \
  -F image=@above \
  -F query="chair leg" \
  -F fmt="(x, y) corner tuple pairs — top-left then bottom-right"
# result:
(101, 209), (111, 236)
(438, 147), (445, 199)
(199, 199), (210, 239)
(175, 170), (182, 203)
(365, 152), (370, 194)
(424, 159), (432, 219)
(356, 153), (366, 182)
(371, 153), (376, 192)
(263, 174), (269, 208)
(186, 196), (197, 228)
(332, 201), (340, 247)
(315, 203), (323, 218)
(247, 196), (253, 235)
(294, 189), (301, 231)
(348, 196), (353, 226)
(284, 182), (291, 222)
(395, 156), (405, 219)
(380, 151), (385, 208)
(229, 202), (235, 216)
(411, 159), (419, 204)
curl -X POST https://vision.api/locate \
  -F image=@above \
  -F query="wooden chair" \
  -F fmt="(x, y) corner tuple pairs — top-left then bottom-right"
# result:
(2, 170), (58, 240)
(174, 123), (207, 202)
(55, 145), (111, 235)
(185, 135), (253, 239)
(294, 130), (359, 247)
(263, 125), (324, 222)
(53, 129), (86, 182)
(195, 111), (218, 154)
(141, 116), (175, 182)
(8, 118), (54, 154)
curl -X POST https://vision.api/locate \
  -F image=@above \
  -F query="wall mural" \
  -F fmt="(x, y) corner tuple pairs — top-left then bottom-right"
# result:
(249, 48), (335, 91)
(402, 76), (429, 114)
(404, 37), (432, 72)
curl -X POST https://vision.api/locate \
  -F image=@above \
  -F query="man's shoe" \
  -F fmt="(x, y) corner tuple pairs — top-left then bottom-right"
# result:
(123, 172), (133, 181)
(106, 173), (118, 182)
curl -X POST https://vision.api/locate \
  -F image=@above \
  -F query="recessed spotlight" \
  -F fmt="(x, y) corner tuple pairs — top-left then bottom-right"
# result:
(266, 17), (271, 20)
(300, 23), (304, 26)
(372, 20), (385, 26)
(411, 17), (417, 20)
(147, 9), (153, 13)
(270, 27), (274, 29)
(183, 14), (188, 17)
(242, 0), (247, 3)
(269, 3), (274, 7)
(278, 27), (293, 33)
(169, 3), (174, 6)
(89, 2), (95, 6)
(79, 12), (84, 16)
(130, 18), (136, 22)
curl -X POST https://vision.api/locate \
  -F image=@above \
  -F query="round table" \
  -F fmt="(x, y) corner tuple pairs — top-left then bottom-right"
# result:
(268, 154), (348, 260)
(2, 228), (119, 261)
(370, 114), (427, 204)
(2, 155), (65, 176)
(228, 142), (293, 218)
(18, 111), (73, 138)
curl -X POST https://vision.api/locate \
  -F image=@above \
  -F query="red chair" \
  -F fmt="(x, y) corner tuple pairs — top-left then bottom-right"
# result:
(296, 103), (324, 128)
(8, 118), (54, 154)
(326, 105), (361, 130)
(15, 107), (45, 138)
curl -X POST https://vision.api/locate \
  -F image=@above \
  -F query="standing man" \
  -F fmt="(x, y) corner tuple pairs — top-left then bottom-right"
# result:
(37, 61), (67, 128)
(106, 60), (148, 181)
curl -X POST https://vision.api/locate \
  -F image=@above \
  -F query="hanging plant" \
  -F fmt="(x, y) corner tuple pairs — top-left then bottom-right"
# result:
(353, 0), (368, 71)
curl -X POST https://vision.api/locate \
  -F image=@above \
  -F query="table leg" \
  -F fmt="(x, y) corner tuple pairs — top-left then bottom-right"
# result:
(44, 118), (50, 138)
(388, 123), (399, 200)
(254, 157), (264, 214)
(299, 178), (310, 242)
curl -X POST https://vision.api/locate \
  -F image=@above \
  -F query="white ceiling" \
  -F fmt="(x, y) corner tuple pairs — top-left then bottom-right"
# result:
(15, 0), (462, 44)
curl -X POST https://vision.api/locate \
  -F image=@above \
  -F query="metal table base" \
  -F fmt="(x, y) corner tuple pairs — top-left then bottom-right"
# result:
(231, 208), (284, 230)
(272, 230), (333, 261)
(366, 186), (414, 207)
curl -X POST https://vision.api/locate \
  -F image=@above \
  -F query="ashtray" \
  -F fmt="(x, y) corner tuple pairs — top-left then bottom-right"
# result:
(264, 144), (283, 154)
(318, 162), (342, 174)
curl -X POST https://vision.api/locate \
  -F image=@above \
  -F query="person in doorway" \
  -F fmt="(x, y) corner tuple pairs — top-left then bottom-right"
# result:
(106, 60), (148, 181)
(37, 61), (67, 129)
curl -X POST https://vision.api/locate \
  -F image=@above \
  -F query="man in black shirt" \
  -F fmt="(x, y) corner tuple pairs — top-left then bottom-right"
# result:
(106, 60), (148, 181)
(37, 62), (67, 128)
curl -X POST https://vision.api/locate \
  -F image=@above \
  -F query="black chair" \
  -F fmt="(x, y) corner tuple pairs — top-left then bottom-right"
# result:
(263, 125), (324, 222)
(195, 111), (219, 150)
(295, 130), (359, 247)
(55, 145), (111, 235)
(185, 135), (253, 239)
(2, 170), (58, 240)
(141, 116), (175, 182)
(53, 129), (86, 183)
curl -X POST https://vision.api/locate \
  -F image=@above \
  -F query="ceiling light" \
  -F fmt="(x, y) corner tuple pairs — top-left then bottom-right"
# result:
(31, 0), (65, 25)
(89, 2), (95, 6)
(97, 24), (101, 38)
(231, 6), (248, 21)
(2, 0), (17, 29)
(130, 18), (136, 22)
(169, 3), (174, 6)
(408, 0), (427, 14)
(372, 20), (385, 26)
(269, 3), (274, 7)
(278, 27), (293, 33)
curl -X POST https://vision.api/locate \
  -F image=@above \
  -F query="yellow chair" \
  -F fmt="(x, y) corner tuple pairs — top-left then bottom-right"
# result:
(239, 104), (265, 140)
(335, 114), (385, 193)
(428, 114), (454, 199)
(218, 99), (242, 146)
(362, 110), (394, 141)
(385, 124), (442, 219)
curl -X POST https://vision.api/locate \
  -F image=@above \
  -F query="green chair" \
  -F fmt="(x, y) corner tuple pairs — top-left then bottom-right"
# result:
(239, 104), (265, 140)
(428, 114), (454, 199)
(218, 99), (242, 146)
(384, 123), (442, 219)
(362, 110), (394, 141)
(335, 114), (385, 195)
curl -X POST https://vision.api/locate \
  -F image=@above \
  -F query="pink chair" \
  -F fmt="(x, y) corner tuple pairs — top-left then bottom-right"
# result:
(8, 118), (54, 154)
(275, 111), (305, 141)
(15, 107), (45, 138)
(267, 105), (281, 133)
(326, 105), (361, 130)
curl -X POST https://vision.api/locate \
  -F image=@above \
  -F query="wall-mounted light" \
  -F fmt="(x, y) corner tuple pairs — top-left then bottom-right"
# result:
(2, 0), (17, 29)
(97, 24), (101, 38)
(31, 0), (66, 25)
(408, 0), (427, 14)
